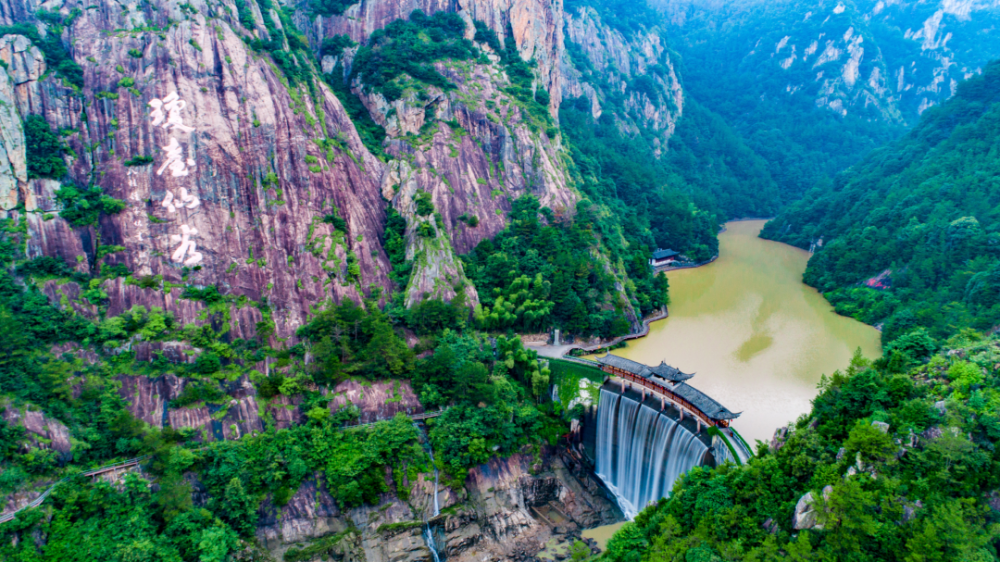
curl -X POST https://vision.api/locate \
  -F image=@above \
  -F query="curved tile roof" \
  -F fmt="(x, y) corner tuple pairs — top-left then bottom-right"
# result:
(596, 354), (694, 382)
(596, 354), (739, 420)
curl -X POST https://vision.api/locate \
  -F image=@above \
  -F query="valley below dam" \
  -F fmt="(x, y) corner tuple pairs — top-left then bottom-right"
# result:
(609, 220), (882, 444)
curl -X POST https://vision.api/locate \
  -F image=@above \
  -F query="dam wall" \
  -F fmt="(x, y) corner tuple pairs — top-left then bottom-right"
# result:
(592, 385), (715, 519)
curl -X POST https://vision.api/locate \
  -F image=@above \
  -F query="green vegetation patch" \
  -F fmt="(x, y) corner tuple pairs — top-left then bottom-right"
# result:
(0, 12), (84, 89)
(351, 10), (477, 102)
(24, 115), (67, 179)
(764, 60), (1000, 349)
(463, 196), (669, 337)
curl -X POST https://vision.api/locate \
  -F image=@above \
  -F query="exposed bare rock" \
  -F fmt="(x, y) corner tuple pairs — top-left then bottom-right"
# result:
(0, 34), (45, 116)
(267, 393), (305, 430)
(921, 426), (945, 441)
(902, 498), (923, 522)
(362, 523), (432, 562)
(220, 395), (265, 439)
(131, 340), (200, 364)
(257, 473), (345, 550)
(792, 485), (833, 530)
(369, 53), (576, 304)
(0, 0), (396, 340)
(310, 0), (565, 112)
(770, 425), (790, 452)
(168, 405), (214, 440)
(116, 373), (184, 427)
(0, 401), (72, 456)
(0, 64), (24, 212)
(24, 179), (90, 268)
(2, 487), (44, 514)
(49, 342), (100, 366)
(563, 6), (683, 154)
(250, 445), (619, 562)
(329, 379), (424, 423)
(449, 449), (618, 561)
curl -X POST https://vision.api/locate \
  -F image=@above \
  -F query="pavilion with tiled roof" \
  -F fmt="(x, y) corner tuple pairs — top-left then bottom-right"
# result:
(595, 354), (740, 426)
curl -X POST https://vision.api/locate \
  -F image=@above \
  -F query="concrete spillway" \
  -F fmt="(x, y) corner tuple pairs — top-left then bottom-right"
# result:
(595, 388), (708, 519)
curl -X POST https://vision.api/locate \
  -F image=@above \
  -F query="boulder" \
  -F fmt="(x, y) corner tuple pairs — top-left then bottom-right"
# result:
(792, 486), (832, 530)
(792, 491), (818, 530)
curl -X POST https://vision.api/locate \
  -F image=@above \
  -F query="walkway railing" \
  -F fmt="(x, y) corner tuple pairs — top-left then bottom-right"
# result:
(725, 427), (754, 463)
(565, 308), (670, 356)
(0, 456), (148, 525)
(344, 408), (448, 430)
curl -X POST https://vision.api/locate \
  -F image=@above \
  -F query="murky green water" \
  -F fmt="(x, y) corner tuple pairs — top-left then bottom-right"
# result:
(582, 522), (626, 551)
(612, 220), (882, 444)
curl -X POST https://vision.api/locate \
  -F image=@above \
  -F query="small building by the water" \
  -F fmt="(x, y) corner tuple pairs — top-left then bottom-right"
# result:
(649, 249), (680, 267)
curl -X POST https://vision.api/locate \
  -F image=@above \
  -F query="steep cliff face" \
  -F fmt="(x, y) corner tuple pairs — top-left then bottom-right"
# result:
(0, 0), (607, 331)
(0, 0), (394, 340)
(304, 0), (565, 112)
(660, 0), (1000, 123)
(865, 0), (1000, 117)
(256, 448), (619, 562)
(314, 0), (579, 306)
(117, 373), (424, 443)
(562, 6), (684, 154)
(372, 58), (575, 306)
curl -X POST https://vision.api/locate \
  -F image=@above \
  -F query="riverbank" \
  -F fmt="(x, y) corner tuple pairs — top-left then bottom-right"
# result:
(610, 220), (881, 443)
(654, 253), (718, 273)
(527, 308), (669, 360)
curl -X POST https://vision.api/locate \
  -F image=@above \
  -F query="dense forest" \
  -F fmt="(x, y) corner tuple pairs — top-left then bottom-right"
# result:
(597, 37), (1000, 562)
(7, 0), (1000, 560)
(658, 0), (909, 203)
(0, 214), (568, 558)
(603, 335), (1000, 561)
(563, 0), (783, 223)
(763, 60), (1000, 348)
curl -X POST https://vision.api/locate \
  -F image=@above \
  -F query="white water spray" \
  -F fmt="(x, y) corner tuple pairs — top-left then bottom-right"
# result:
(415, 423), (443, 561)
(595, 388), (708, 519)
(424, 525), (442, 562)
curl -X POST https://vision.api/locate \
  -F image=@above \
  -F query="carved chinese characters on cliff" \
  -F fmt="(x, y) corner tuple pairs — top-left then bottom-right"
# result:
(148, 91), (203, 266)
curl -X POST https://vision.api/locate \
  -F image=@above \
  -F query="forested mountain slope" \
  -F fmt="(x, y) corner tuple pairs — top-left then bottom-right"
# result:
(561, 0), (783, 221)
(764, 59), (1000, 347)
(593, 55), (1000, 562)
(0, 0), (729, 558)
(655, 0), (1000, 203)
(603, 334), (1000, 561)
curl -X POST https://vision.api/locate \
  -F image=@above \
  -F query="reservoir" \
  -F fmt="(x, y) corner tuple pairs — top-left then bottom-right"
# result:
(608, 220), (881, 444)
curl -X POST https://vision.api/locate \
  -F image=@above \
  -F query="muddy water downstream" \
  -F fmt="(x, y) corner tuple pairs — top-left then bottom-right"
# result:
(610, 220), (881, 444)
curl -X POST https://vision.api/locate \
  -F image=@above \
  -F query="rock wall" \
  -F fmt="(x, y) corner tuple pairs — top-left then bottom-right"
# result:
(304, 0), (565, 112)
(257, 447), (621, 562)
(0, 400), (72, 457)
(0, 0), (685, 328)
(0, 0), (393, 340)
(115, 372), (424, 441)
(562, 6), (684, 154)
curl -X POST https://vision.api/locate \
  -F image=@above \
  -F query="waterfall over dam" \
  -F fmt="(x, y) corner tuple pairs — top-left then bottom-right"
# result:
(595, 388), (710, 519)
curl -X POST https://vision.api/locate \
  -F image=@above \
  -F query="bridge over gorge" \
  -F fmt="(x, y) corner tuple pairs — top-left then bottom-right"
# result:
(575, 354), (753, 519)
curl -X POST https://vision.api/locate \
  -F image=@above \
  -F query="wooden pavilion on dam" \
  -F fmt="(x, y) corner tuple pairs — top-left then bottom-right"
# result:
(595, 354), (740, 429)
